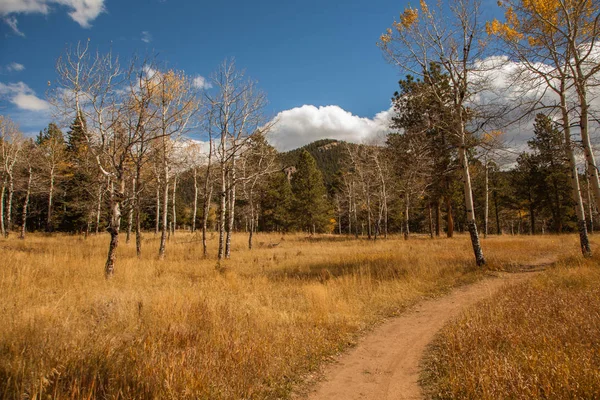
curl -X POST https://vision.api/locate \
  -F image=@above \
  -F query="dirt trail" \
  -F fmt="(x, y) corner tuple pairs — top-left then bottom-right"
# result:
(304, 271), (540, 400)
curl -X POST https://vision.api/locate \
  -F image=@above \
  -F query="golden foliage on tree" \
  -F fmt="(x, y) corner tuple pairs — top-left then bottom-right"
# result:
(488, 0), (599, 45)
(396, 7), (419, 31)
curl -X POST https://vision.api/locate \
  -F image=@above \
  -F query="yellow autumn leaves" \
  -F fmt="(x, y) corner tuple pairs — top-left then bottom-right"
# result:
(379, 2), (422, 45)
(383, 0), (598, 49)
(487, 0), (598, 45)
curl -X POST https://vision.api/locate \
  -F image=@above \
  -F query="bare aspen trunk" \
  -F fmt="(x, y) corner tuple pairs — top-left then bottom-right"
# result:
(459, 143), (485, 266)
(6, 173), (14, 237)
(19, 167), (32, 240)
(225, 159), (236, 258)
(561, 96), (591, 256)
(347, 185), (352, 235)
(484, 159), (489, 239)
(155, 184), (160, 235)
(202, 182), (213, 258)
(586, 170), (594, 234)
(134, 165), (142, 257)
(353, 195), (359, 239)
(574, 80), (600, 215)
(0, 180), (5, 237)
(192, 167), (198, 233)
(95, 184), (103, 234)
(171, 174), (178, 236)
(47, 166), (55, 232)
(374, 205), (380, 241)
(366, 195), (372, 240)
(135, 201), (142, 257)
(126, 177), (135, 244)
(159, 180), (169, 259)
(105, 178), (124, 277)
(218, 162), (227, 260)
(202, 139), (213, 257)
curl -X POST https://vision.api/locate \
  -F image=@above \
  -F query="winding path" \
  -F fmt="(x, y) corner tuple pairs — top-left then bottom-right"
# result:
(304, 271), (538, 400)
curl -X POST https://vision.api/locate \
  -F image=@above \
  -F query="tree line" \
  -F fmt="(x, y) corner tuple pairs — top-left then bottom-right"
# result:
(0, 0), (599, 273)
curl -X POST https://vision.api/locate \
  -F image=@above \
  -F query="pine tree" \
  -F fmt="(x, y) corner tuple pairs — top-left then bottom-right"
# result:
(62, 113), (99, 232)
(528, 114), (572, 232)
(261, 172), (294, 232)
(291, 150), (331, 233)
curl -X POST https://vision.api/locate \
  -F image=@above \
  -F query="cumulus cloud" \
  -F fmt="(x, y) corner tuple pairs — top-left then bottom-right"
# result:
(266, 56), (600, 154)
(5, 62), (25, 72)
(3, 15), (24, 36)
(0, 0), (105, 31)
(192, 75), (213, 89)
(141, 31), (152, 43)
(0, 81), (50, 111)
(267, 105), (393, 151)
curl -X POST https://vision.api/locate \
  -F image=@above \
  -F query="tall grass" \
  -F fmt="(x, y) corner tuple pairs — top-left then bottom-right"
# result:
(0, 232), (587, 399)
(421, 253), (600, 400)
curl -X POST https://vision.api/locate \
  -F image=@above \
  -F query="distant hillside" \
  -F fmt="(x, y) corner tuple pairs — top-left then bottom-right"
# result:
(279, 139), (356, 194)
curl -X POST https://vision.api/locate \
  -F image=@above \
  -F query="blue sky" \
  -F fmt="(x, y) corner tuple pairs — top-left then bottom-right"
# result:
(0, 0), (508, 150)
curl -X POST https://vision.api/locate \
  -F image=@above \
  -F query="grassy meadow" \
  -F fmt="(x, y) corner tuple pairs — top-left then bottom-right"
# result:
(421, 252), (600, 400)
(0, 231), (594, 399)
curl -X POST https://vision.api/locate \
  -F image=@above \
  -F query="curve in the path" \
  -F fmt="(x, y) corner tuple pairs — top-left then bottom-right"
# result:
(305, 272), (537, 400)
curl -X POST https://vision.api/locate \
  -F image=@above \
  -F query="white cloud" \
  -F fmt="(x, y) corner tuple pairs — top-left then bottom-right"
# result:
(268, 105), (393, 151)
(6, 62), (25, 72)
(0, 81), (50, 111)
(141, 31), (152, 43)
(0, 0), (105, 30)
(12, 93), (50, 111)
(56, 0), (105, 28)
(192, 75), (213, 89)
(3, 15), (24, 36)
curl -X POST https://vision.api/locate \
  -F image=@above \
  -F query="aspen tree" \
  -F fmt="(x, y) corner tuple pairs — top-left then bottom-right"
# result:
(488, 0), (597, 255)
(380, 0), (489, 265)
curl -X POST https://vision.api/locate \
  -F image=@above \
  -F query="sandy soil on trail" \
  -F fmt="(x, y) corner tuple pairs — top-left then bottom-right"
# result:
(303, 272), (539, 400)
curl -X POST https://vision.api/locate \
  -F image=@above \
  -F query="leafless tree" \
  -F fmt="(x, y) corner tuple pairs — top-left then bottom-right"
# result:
(488, 0), (597, 255)
(379, 0), (490, 265)
(239, 132), (277, 249)
(0, 116), (24, 238)
(206, 59), (268, 260)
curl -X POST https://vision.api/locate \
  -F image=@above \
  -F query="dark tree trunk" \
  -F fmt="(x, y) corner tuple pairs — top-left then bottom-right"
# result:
(467, 219), (485, 266)
(135, 202), (142, 258)
(435, 200), (441, 237)
(494, 190), (501, 235)
(428, 202), (434, 239)
(446, 196), (454, 238)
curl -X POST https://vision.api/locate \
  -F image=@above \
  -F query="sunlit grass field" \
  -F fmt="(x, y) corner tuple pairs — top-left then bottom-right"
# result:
(421, 252), (600, 400)
(0, 231), (593, 399)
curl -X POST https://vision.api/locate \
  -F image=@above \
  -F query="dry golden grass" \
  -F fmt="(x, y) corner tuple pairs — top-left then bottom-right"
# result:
(421, 250), (600, 400)
(0, 231), (590, 399)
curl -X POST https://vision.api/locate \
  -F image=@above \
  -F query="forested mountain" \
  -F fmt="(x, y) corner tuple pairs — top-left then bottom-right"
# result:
(279, 139), (354, 194)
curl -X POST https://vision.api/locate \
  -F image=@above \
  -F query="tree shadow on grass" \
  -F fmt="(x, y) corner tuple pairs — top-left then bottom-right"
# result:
(267, 257), (409, 283)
